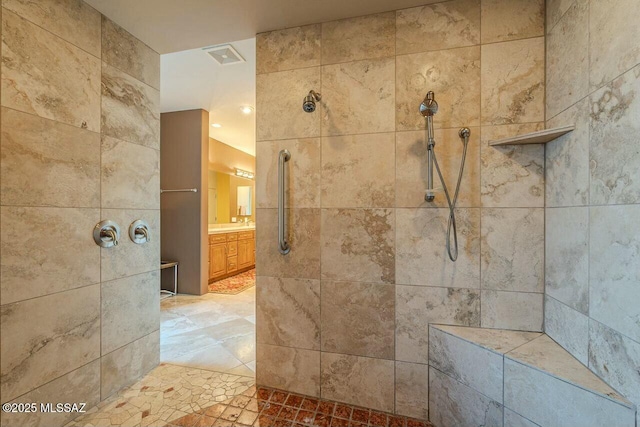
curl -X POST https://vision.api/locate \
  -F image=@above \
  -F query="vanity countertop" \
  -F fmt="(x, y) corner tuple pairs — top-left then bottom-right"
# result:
(208, 225), (255, 235)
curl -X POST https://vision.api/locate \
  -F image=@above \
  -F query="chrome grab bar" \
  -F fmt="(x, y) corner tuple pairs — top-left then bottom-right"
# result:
(278, 149), (291, 255)
(161, 188), (198, 193)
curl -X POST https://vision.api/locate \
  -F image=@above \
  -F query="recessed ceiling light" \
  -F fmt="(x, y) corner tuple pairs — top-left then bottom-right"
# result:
(241, 106), (254, 114)
(212, 123), (222, 128)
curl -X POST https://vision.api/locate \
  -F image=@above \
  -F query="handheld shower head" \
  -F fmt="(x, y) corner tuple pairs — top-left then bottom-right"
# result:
(303, 90), (321, 113)
(419, 91), (438, 117)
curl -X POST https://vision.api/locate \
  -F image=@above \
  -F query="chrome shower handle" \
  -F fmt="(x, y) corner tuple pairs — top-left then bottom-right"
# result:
(129, 219), (150, 244)
(278, 149), (291, 255)
(94, 220), (121, 248)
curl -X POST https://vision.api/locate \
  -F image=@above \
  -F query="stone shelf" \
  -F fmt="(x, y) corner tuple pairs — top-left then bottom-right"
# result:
(489, 125), (575, 146)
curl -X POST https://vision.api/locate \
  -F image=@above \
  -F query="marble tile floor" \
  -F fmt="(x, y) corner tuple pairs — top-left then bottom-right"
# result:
(168, 386), (434, 427)
(66, 363), (254, 427)
(161, 287), (256, 377)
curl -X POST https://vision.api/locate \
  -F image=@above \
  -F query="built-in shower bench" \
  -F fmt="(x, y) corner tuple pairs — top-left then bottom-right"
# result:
(427, 325), (636, 427)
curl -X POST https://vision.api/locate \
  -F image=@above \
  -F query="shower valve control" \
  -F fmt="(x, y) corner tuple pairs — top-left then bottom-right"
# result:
(129, 219), (150, 244)
(94, 220), (121, 248)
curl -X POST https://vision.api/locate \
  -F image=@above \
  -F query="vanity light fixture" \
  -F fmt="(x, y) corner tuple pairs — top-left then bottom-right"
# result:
(241, 106), (254, 114)
(235, 168), (254, 179)
(212, 123), (222, 128)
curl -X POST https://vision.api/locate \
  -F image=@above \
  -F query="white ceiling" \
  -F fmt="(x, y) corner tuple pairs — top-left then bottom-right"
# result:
(160, 39), (256, 155)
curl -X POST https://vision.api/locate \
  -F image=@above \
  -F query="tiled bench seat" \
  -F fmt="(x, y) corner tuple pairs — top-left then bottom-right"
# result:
(428, 325), (636, 427)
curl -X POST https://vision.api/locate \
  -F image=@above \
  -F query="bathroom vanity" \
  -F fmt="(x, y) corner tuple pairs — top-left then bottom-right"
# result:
(208, 227), (255, 282)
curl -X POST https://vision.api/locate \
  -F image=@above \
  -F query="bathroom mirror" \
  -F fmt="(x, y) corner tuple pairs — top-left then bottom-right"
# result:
(237, 186), (252, 216)
(208, 170), (255, 224)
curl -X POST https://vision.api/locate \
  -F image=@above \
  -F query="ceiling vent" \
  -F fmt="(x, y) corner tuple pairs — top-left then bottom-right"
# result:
(203, 44), (245, 65)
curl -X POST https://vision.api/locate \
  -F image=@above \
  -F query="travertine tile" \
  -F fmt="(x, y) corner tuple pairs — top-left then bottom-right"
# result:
(429, 326), (504, 402)
(545, 207), (589, 313)
(321, 58), (395, 136)
(256, 25), (321, 74)
(396, 128), (480, 208)
(480, 290), (543, 331)
(396, 285), (480, 363)
(320, 209), (394, 284)
(546, 0), (589, 119)
(102, 16), (160, 89)
(320, 352), (394, 412)
(430, 325), (540, 354)
(546, 0), (574, 32)
(590, 0), (640, 90)
(100, 209), (160, 282)
(504, 358), (635, 426)
(589, 320), (640, 420)
(395, 361), (429, 419)
(322, 12), (395, 64)
(101, 270), (160, 354)
(503, 409), (540, 427)
(0, 360), (100, 427)
(481, 208), (544, 293)
(481, 38), (544, 125)
(101, 331), (160, 399)
(255, 209), (320, 279)
(544, 296), (589, 365)
(321, 281), (395, 359)
(257, 344), (320, 397)
(396, 46), (480, 131)
(101, 62), (160, 149)
(590, 65), (640, 205)
(256, 277), (320, 350)
(481, 0), (544, 44)
(0, 206), (100, 305)
(429, 367), (503, 427)
(396, 0), (480, 55)
(1, 8), (101, 131)
(256, 139), (321, 209)
(0, 108), (100, 207)
(2, 0), (101, 57)
(481, 123), (544, 208)
(321, 133), (395, 208)
(0, 285), (100, 402)
(396, 208), (480, 289)
(546, 97), (590, 207)
(590, 205), (640, 342)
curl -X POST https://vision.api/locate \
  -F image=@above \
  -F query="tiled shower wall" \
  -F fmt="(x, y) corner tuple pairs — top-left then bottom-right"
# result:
(255, 0), (545, 417)
(544, 0), (640, 420)
(0, 1), (160, 426)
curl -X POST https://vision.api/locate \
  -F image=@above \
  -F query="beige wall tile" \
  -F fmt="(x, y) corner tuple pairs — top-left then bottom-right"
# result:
(321, 281), (395, 359)
(1, 108), (100, 207)
(321, 58), (395, 136)
(481, 208), (544, 293)
(321, 133), (395, 208)
(321, 12), (395, 64)
(396, 128), (480, 208)
(0, 285), (100, 402)
(0, 361), (100, 427)
(480, 290), (543, 331)
(257, 344), (320, 397)
(546, 1), (589, 119)
(256, 277), (320, 350)
(546, 0), (574, 32)
(2, 0), (101, 57)
(396, 0), (480, 55)
(481, 38), (544, 125)
(256, 67), (321, 141)
(1, 9), (101, 131)
(101, 271), (160, 354)
(0, 206), (100, 305)
(255, 209), (321, 279)
(100, 209), (160, 282)
(320, 352), (394, 412)
(481, 123), (544, 208)
(396, 285), (480, 363)
(102, 17), (160, 89)
(321, 209), (394, 284)
(101, 62), (160, 149)
(544, 296), (589, 365)
(101, 331), (160, 399)
(101, 136), (160, 209)
(395, 361), (429, 418)
(257, 25), (321, 74)
(256, 138), (321, 209)
(481, 0), (544, 44)
(396, 208), (480, 289)
(396, 46), (480, 131)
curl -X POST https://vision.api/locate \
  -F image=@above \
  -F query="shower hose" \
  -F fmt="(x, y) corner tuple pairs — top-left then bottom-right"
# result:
(431, 132), (470, 262)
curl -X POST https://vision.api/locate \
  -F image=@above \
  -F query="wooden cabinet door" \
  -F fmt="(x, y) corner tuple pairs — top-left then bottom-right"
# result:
(237, 239), (249, 269)
(249, 238), (255, 266)
(209, 243), (227, 279)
